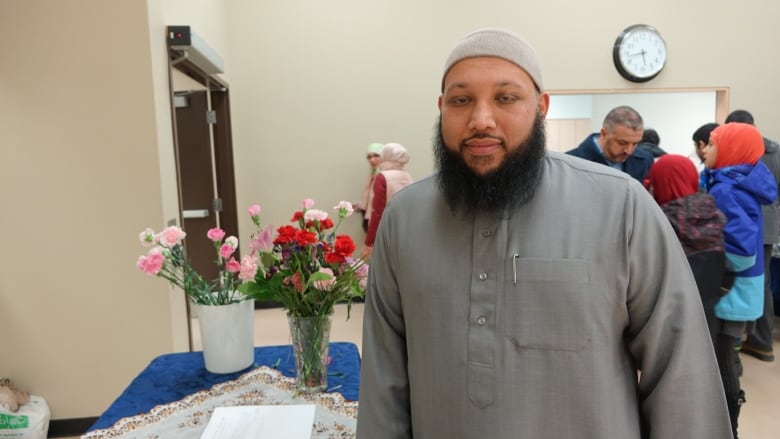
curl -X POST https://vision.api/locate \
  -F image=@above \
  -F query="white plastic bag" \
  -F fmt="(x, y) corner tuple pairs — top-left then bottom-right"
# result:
(0, 396), (49, 439)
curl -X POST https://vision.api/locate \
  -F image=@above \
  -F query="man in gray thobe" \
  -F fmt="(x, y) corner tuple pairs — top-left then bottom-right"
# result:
(356, 28), (733, 438)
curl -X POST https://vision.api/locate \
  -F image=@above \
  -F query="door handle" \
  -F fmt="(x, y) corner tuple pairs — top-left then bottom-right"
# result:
(182, 209), (209, 219)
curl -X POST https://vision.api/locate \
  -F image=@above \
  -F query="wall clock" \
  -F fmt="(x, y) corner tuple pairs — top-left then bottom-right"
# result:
(613, 24), (667, 83)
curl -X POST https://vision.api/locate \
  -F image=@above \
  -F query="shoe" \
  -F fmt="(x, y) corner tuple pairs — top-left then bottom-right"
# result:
(740, 343), (775, 362)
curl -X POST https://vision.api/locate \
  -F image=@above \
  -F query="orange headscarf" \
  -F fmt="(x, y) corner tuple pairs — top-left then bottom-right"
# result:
(710, 122), (764, 168)
(645, 154), (699, 205)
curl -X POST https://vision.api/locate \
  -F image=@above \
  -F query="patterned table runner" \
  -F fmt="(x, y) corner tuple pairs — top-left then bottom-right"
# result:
(82, 366), (358, 438)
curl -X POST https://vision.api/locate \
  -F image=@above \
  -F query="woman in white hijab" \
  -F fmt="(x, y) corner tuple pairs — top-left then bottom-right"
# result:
(355, 142), (384, 232)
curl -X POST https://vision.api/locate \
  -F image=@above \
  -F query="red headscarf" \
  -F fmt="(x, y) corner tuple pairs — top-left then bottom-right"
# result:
(644, 154), (699, 205)
(710, 122), (764, 168)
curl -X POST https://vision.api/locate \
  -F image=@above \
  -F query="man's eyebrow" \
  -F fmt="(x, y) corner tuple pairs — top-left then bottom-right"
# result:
(496, 80), (526, 88)
(444, 80), (527, 93)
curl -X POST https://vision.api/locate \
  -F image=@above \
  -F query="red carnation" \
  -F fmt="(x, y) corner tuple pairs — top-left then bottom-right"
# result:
(274, 225), (297, 245)
(333, 235), (356, 256)
(294, 229), (318, 247)
(324, 251), (345, 264)
(320, 218), (334, 230)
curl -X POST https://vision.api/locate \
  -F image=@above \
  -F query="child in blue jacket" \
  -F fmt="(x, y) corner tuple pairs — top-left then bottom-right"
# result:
(703, 122), (777, 437)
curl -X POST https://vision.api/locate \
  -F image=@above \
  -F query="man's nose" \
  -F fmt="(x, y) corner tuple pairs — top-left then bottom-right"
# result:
(468, 102), (497, 131)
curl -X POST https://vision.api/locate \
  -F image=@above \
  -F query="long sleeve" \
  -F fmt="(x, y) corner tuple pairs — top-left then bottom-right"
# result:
(356, 186), (411, 438)
(365, 173), (387, 247)
(620, 182), (733, 438)
(356, 155), (732, 439)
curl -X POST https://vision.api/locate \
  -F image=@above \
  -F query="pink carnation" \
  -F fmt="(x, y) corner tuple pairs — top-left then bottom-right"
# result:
(220, 243), (236, 259)
(304, 209), (328, 223)
(157, 226), (186, 247)
(239, 254), (258, 281)
(207, 228), (225, 242)
(302, 198), (315, 209)
(334, 201), (354, 218)
(350, 257), (369, 290)
(226, 257), (241, 273)
(247, 204), (261, 217)
(137, 248), (165, 275)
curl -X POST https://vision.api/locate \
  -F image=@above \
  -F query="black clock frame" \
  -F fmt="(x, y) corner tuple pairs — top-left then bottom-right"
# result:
(612, 24), (665, 83)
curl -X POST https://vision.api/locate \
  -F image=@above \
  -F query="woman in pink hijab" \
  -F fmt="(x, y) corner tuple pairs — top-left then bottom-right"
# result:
(361, 143), (413, 260)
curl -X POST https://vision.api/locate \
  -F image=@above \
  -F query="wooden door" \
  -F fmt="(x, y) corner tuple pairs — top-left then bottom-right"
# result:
(174, 90), (219, 283)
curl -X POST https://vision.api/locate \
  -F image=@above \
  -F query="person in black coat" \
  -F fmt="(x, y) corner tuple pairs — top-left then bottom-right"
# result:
(637, 128), (667, 158)
(567, 105), (654, 181)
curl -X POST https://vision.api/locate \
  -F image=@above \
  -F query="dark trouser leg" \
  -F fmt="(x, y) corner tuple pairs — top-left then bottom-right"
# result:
(715, 332), (745, 438)
(772, 256), (780, 316)
(746, 245), (775, 353)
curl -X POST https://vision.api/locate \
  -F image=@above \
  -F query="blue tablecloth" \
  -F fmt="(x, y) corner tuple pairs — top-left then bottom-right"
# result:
(88, 342), (361, 431)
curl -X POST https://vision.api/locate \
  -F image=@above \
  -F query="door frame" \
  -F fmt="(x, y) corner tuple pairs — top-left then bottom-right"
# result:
(167, 49), (239, 350)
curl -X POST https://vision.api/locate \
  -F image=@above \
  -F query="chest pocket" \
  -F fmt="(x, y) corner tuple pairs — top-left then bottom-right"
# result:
(503, 258), (594, 352)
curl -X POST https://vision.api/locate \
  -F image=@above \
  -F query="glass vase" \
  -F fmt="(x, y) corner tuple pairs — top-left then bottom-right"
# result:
(287, 313), (333, 394)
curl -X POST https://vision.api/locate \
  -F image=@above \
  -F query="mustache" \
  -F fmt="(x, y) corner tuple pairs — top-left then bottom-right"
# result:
(463, 133), (504, 141)
(461, 133), (505, 148)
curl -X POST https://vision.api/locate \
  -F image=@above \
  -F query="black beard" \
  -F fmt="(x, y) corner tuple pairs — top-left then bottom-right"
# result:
(434, 112), (546, 215)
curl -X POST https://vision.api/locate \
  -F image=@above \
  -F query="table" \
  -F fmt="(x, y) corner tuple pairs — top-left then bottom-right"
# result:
(87, 342), (361, 432)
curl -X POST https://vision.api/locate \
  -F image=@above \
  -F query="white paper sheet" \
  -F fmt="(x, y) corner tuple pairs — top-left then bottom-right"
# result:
(200, 405), (316, 439)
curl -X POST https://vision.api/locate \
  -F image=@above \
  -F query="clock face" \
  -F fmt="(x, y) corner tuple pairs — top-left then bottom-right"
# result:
(613, 25), (667, 82)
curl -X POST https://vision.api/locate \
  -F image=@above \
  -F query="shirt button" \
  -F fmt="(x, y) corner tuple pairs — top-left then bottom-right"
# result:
(481, 229), (491, 237)
(477, 316), (487, 325)
(479, 272), (488, 280)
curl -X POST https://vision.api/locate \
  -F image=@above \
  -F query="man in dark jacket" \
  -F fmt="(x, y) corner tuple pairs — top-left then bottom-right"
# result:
(727, 109), (780, 362)
(567, 105), (654, 182)
(637, 128), (667, 159)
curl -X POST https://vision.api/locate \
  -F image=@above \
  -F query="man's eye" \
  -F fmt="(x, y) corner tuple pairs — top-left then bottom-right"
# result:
(449, 96), (471, 105)
(497, 94), (518, 104)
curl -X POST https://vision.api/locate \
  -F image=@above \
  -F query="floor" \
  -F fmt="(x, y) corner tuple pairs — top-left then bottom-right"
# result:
(68, 305), (779, 438)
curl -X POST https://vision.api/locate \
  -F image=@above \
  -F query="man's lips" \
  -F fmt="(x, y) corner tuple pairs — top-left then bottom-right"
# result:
(464, 138), (502, 156)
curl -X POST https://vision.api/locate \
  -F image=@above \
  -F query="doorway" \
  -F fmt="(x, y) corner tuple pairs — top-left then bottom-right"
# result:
(169, 53), (239, 349)
(173, 90), (239, 281)
(545, 87), (728, 157)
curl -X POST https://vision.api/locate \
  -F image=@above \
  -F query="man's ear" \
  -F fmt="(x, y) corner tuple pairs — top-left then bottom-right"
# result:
(537, 92), (550, 119)
(438, 95), (443, 111)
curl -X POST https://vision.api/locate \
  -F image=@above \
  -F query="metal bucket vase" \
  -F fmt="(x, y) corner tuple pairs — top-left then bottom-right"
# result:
(287, 313), (333, 394)
(193, 299), (255, 374)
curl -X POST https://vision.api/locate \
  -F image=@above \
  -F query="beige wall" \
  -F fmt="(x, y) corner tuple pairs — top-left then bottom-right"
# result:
(226, 0), (780, 242)
(0, 0), (226, 419)
(2, 0), (779, 421)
